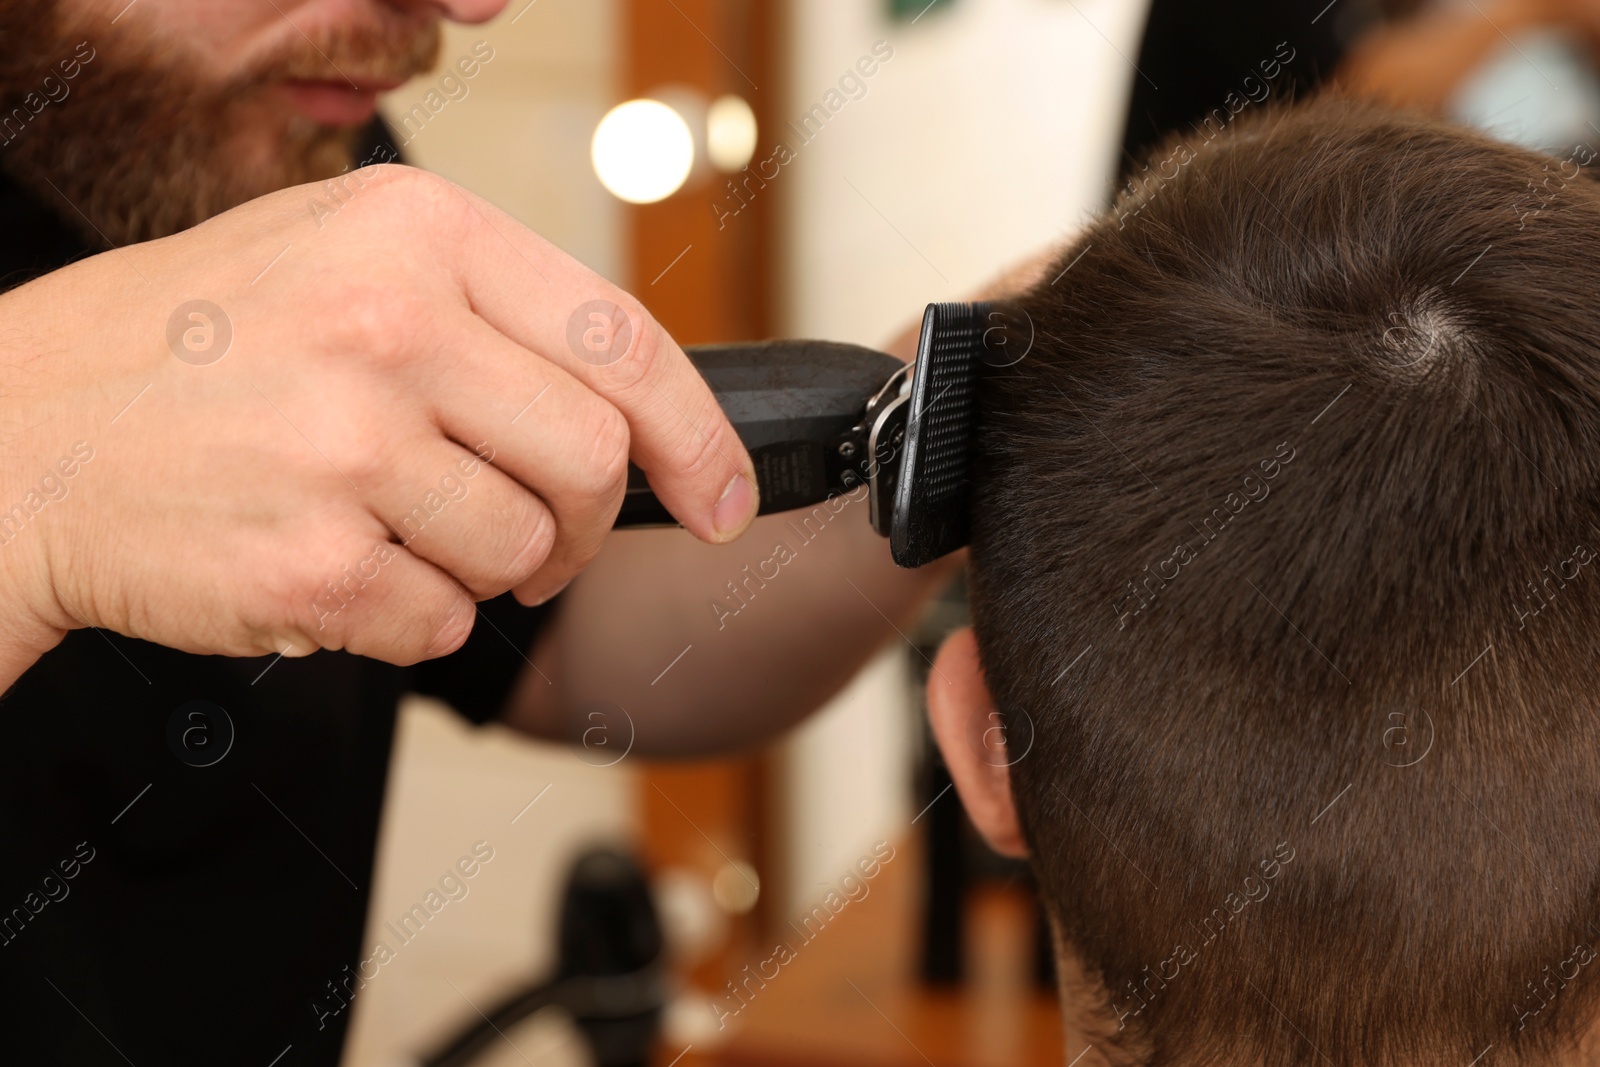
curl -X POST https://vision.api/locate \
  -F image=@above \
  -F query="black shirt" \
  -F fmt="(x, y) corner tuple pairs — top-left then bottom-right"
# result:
(0, 132), (557, 1066)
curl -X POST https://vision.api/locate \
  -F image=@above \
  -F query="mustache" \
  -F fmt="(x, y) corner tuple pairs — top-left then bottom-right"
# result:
(238, 13), (443, 88)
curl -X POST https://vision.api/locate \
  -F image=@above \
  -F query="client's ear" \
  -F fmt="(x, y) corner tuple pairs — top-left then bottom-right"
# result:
(926, 626), (1027, 858)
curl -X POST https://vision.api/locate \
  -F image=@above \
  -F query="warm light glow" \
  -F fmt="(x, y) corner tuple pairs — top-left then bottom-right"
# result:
(591, 99), (695, 204)
(711, 860), (760, 914)
(706, 94), (758, 172)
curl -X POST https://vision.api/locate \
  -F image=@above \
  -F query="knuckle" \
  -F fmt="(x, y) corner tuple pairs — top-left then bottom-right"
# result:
(360, 164), (460, 218)
(501, 502), (557, 585)
(603, 300), (666, 390)
(564, 519), (610, 574)
(323, 283), (425, 368)
(423, 603), (474, 660)
(321, 283), (409, 363)
(670, 404), (731, 487)
(275, 539), (364, 645)
(337, 444), (388, 491)
(320, 414), (391, 488)
(577, 403), (632, 503)
(307, 161), (397, 213)
(338, 165), (468, 253)
(565, 547), (601, 579)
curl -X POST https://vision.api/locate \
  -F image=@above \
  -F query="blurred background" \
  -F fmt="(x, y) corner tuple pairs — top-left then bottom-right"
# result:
(340, 1), (1600, 1065)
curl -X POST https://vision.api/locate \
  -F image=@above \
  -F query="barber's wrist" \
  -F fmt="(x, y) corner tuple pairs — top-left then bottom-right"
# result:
(0, 446), (65, 686)
(0, 588), (67, 696)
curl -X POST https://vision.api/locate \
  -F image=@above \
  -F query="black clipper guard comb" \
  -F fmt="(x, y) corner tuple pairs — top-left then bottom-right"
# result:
(887, 301), (993, 567)
(611, 302), (1000, 568)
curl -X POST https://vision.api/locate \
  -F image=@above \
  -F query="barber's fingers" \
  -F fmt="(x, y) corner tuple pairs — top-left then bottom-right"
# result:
(364, 436), (558, 601)
(442, 185), (759, 544)
(274, 528), (478, 665)
(422, 315), (632, 605)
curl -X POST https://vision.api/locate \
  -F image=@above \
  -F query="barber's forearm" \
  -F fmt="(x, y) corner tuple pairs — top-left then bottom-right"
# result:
(503, 504), (958, 757)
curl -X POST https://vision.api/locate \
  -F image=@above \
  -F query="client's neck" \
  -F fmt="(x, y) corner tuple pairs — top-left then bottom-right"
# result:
(1048, 939), (1600, 1067)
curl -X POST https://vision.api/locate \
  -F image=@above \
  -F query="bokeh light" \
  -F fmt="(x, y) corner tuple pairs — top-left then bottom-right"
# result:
(591, 98), (695, 204)
(706, 94), (758, 172)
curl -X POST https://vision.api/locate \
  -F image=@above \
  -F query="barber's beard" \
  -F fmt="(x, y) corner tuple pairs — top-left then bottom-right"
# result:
(0, 6), (441, 248)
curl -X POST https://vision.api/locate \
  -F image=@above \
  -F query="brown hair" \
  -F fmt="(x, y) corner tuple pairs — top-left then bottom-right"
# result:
(969, 96), (1600, 1065)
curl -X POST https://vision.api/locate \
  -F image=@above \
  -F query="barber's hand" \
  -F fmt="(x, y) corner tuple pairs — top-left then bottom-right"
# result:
(0, 164), (758, 683)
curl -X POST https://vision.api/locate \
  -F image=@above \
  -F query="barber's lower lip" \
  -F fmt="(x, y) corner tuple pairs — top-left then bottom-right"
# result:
(278, 80), (397, 126)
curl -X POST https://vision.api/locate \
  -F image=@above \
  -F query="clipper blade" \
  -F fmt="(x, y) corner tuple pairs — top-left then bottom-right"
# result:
(890, 301), (994, 568)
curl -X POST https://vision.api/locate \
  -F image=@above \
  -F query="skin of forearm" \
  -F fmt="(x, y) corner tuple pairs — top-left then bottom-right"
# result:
(505, 500), (960, 758)
(1335, 0), (1568, 115)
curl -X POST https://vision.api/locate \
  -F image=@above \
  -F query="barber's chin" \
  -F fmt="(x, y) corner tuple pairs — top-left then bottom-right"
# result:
(277, 80), (386, 127)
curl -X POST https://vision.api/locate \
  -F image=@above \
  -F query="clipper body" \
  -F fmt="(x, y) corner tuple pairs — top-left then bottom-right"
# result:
(612, 302), (997, 568)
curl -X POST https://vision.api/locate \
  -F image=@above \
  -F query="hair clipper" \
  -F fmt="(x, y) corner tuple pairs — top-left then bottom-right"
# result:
(613, 302), (1022, 568)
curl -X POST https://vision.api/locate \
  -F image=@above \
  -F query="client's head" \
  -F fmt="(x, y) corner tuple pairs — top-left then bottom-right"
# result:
(926, 96), (1600, 1067)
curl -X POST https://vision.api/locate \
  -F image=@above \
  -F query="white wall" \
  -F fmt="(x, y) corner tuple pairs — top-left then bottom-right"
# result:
(381, 0), (624, 283)
(777, 0), (1147, 918)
